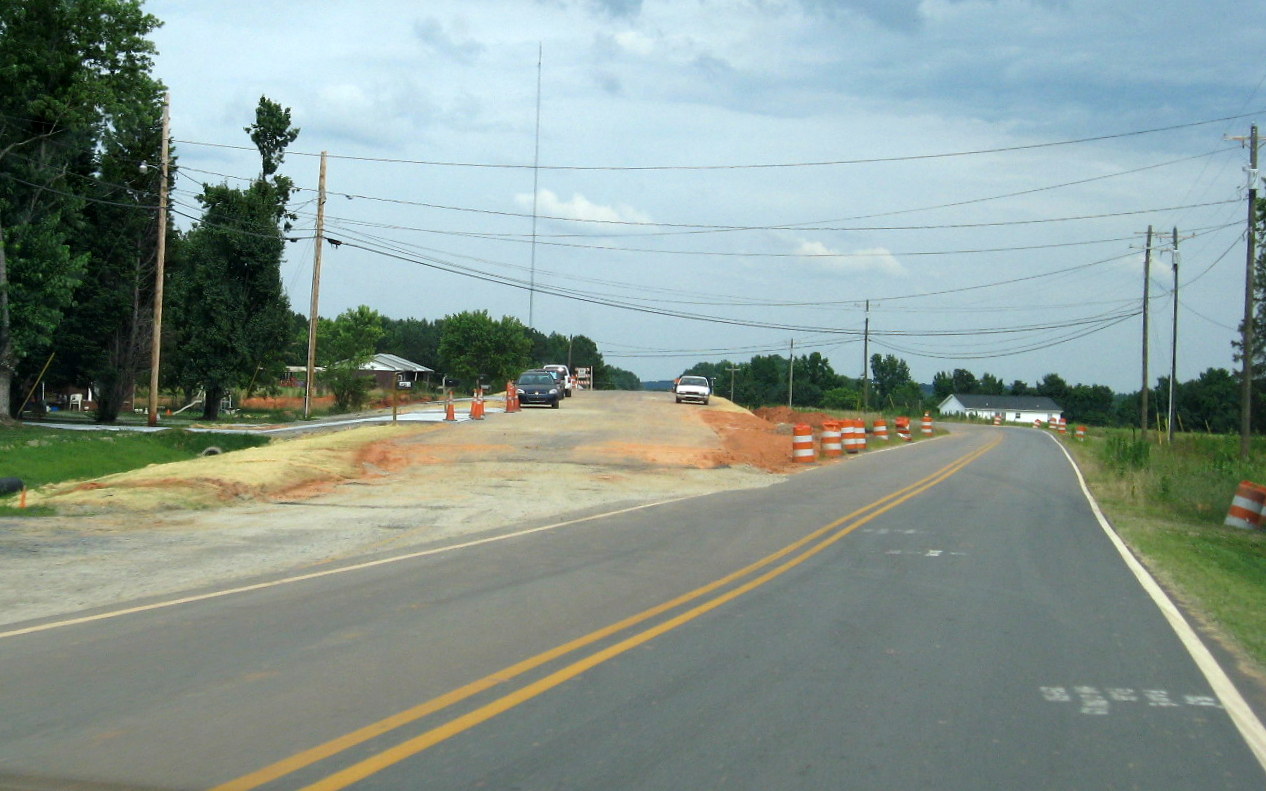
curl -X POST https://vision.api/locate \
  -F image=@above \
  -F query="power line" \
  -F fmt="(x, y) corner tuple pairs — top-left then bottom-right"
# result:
(169, 109), (1266, 171)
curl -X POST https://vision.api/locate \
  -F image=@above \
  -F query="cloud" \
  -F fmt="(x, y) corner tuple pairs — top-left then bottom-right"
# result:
(592, 0), (643, 18)
(515, 189), (654, 225)
(413, 16), (485, 63)
(794, 241), (906, 275)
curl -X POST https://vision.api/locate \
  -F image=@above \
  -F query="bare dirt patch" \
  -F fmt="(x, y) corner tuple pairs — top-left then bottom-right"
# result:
(0, 393), (797, 626)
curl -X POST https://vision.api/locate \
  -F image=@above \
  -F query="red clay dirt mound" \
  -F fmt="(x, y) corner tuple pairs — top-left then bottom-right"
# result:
(700, 409), (801, 473)
(751, 406), (837, 431)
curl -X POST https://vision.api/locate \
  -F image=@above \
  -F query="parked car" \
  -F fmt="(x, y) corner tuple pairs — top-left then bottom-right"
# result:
(516, 370), (561, 408)
(542, 364), (574, 397)
(674, 375), (711, 405)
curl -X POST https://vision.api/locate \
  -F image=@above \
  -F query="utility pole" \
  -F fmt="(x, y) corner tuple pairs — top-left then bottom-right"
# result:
(1140, 225), (1152, 440)
(528, 44), (542, 329)
(727, 366), (738, 402)
(1239, 125), (1260, 459)
(304, 151), (327, 420)
(862, 299), (871, 411)
(1168, 227), (1179, 445)
(787, 338), (794, 408)
(146, 92), (170, 428)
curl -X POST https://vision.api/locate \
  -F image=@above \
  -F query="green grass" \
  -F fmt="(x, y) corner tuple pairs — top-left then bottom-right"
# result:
(1068, 429), (1266, 671)
(0, 425), (270, 514)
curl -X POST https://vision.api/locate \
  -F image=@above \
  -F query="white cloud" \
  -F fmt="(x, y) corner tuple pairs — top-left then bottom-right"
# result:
(794, 241), (906, 276)
(515, 189), (654, 225)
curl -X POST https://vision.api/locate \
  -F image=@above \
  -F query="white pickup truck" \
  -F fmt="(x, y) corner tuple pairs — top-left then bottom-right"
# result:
(674, 375), (711, 405)
(542, 364), (574, 397)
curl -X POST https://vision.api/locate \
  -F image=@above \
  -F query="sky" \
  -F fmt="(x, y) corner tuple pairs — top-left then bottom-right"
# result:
(145, 0), (1266, 390)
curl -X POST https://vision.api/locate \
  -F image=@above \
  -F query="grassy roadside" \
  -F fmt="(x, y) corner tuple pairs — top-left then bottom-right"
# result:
(0, 425), (270, 514)
(1065, 429), (1266, 674)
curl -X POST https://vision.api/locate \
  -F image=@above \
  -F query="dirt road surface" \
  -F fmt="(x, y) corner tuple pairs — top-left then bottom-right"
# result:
(0, 391), (802, 627)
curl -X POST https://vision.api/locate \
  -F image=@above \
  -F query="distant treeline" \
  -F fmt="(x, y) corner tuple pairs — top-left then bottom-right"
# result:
(676, 354), (1247, 431)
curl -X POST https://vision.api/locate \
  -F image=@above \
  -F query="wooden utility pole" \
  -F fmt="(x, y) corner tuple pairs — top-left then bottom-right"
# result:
(787, 338), (794, 408)
(862, 300), (871, 411)
(1241, 125), (1259, 459)
(1140, 225), (1152, 440)
(1168, 227), (1179, 445)
(727, 366), (738, 402)
(304, 151), (328, 420)
(147, 92), (170, 427)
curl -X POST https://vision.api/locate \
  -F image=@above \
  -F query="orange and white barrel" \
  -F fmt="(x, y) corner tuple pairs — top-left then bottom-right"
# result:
(873, 417), (889, 441)
(843, 419), (859, 454)
(1225, 480), (1266, 529)
(857, 418), (868, 451)
(1058, 417), (1067, 435)
(993, 414), (1001, 426)
(921, 412), (933, 436)
(821, 421), (843, 458)
(1033, 418), (1043, 429)
(896, 417), (912, 442)
(1076, 425), (1086, 441)
(792, 424), (816, 464)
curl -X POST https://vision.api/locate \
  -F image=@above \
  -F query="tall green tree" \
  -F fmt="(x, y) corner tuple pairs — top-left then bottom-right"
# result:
(437, 310), (531, 388)
(0, 0), (162, 417)
(52, 79), (168, 422)
(320, 305), (385, 412)
(377, 316), (443, 368)
(168, 97), (297, 419)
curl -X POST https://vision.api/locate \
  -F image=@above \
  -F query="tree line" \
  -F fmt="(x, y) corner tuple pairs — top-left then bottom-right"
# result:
(303, 306), (639, 414)
(682, 352), (1250, 433)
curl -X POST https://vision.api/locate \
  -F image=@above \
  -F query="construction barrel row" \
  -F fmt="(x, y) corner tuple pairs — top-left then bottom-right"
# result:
(793, 413), (931, 464)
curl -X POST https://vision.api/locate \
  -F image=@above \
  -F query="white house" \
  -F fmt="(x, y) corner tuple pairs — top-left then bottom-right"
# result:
(938, 394), (1063, 425)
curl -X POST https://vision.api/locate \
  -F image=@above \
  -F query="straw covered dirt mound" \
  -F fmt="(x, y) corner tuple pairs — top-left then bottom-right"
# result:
(24, 395), (803, 514)
(28, 424), (443, 513)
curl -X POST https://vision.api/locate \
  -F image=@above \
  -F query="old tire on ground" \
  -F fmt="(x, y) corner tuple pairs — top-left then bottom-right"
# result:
(0, 477), (24, 495)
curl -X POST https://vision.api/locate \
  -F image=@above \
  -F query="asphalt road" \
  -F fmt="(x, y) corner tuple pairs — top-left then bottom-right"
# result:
(2, 424), (1264, 789)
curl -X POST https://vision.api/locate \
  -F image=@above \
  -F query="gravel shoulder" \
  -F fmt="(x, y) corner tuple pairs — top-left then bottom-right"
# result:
(0, 391), (791, 627)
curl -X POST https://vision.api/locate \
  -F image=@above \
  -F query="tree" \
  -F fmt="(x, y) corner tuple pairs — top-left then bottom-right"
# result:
(932, 371), (954, 401)
(378, 316), (443, 369)
(51, 79), (168, 422)
(978, 372), (1007, 395)
(871, 354), (921, 410)
(0, 0), (162, 417)
(437, 310), (531, 388)
(1036, 372), (1070, 406)
(167, 97), (297, 419)
(598, 365), (641, 390)
(320, 305), (385, 413)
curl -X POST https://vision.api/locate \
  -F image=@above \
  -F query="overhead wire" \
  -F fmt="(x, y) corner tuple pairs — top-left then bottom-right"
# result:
(170, 109), (1265, 171)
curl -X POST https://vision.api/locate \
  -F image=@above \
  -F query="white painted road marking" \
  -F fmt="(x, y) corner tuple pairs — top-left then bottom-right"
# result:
(1042, 686), (1224, 715)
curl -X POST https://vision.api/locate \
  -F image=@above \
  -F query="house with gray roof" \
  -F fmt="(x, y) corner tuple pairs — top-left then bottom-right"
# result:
(938, 394), (1063, 424)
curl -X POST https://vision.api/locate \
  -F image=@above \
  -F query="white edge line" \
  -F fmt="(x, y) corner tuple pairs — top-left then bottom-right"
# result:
(0, 494), (698, 640)
(1049, 433), (1266, 772)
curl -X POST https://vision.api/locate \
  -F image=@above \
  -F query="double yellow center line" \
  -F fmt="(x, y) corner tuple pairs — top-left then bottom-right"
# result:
(213, 435), (1000, 791)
